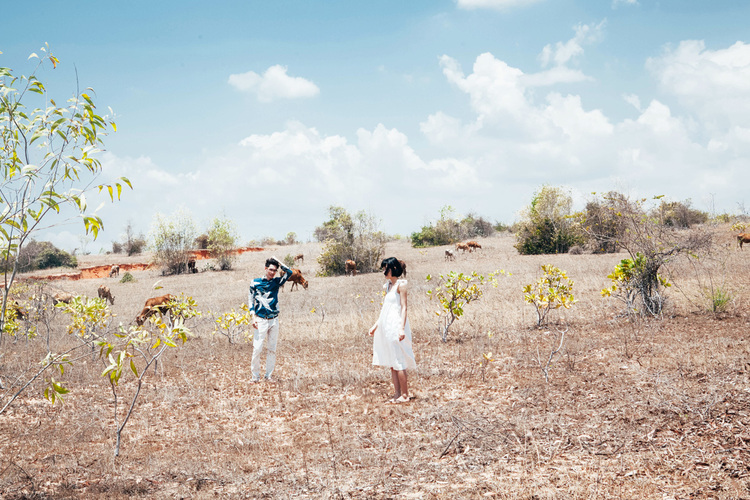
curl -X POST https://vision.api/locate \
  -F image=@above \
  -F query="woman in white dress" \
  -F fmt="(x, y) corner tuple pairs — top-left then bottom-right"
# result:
(369, 257), (416, 403)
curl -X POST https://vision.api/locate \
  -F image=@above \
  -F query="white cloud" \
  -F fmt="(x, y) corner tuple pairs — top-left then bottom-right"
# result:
(455, 0), (544, 10)
(228, 65), (320, 102)
(539, 21), (605, 68)
(647, 40), (750, 127)
(612, 0), (638, 8)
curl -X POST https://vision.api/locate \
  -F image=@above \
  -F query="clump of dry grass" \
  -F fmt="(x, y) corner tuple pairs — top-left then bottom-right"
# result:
(1, 231), (750, 498)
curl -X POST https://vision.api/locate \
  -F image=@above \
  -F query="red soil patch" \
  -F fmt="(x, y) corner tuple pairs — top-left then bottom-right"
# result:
(17, 247), (265, 283)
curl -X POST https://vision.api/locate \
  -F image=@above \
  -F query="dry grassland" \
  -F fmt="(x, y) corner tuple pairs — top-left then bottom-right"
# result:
(1, 230), (750, 498)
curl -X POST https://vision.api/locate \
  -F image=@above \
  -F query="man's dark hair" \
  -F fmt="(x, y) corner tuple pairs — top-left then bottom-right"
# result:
(265, 258), (280, 269)
(380, 257), (403, 277)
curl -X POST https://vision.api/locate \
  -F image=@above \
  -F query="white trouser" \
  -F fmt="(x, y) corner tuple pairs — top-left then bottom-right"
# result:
(251, 317), (279, 379)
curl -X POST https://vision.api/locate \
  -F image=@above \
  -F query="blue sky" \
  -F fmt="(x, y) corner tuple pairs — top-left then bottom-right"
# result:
(4, 0), (750, 251)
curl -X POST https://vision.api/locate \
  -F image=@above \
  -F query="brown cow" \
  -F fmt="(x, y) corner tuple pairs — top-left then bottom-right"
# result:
(345, 259), (357, 276)
(467, 240), (482, 251)
(52, 292), (74, 305)
(188, 259), (197, 273)
(294, 254), (304, 264)
(455, 242), (470, 253)
(285, 268), (308, 291)
(445, 249), (455, 261)
(109, 265), (120, 278)
(97, 285), (115, 305)
(136, 294), (175, 326)
(738, 233), (750, 249)
(399, 259), (407, 277)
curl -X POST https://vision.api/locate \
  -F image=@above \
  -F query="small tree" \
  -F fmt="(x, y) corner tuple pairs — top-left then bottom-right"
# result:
(575, 191), (630, 253)
(426, 270), (507, 342)
(211, 304), (253, 344)
(98, 294), (199, 456)
(316, 206), (386, 276)
(122, 221), (146, 256)
(207, 215), (238, 270)
(149, 209), (197, 275)
(523, 264), (577, 327)
(0, 46), (130, 339)
(596, 194), (712, 318)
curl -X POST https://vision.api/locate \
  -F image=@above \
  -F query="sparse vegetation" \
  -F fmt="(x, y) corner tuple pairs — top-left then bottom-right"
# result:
(410, 206), (495, 247)
(2, 229), (749, 497)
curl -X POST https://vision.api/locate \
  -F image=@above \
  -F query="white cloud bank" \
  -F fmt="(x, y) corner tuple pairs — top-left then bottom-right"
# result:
(77, 27), (750, 250)
(455, 0), (544, 10)
(228, 65), (320, 102)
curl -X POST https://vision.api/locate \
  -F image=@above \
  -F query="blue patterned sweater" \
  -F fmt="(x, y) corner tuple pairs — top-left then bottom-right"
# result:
(248, 265), (292, 319)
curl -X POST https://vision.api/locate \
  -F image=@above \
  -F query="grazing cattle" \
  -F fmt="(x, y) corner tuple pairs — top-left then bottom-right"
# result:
(52, 292), (74, 305)
(294, 254), (304, 264)
(445, 249), (455, 261)
(188, 259), (197, 274)
(109, 265), (120, 278)
(286, 268), (309, 291)
(467, 240), (482, 251)
(136, 294), (175, 326)
(455, 242), (470, 253)
(738, 233), (750, 249)
(399, 259), (407, 277)
(345, 259), (357, 276)
(97, 285), (115, 305)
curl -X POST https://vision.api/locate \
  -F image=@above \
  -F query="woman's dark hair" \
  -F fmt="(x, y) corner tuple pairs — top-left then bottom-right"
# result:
(380, 257), (403, 278)
(265, 258), (280, 269)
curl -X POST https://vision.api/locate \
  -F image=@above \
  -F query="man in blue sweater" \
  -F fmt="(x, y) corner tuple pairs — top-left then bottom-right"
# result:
(249, 256), (293, 382)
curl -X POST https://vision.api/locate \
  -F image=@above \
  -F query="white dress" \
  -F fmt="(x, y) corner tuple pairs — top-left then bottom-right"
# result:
(372, 279), (417, 371)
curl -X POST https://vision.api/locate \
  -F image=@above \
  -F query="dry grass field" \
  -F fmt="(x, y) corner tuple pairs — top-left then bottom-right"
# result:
(2, 230), (750, 499)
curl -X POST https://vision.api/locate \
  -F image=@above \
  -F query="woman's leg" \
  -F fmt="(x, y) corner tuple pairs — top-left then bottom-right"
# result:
(390, 368), (402, 400)
(395, 370), (409, 402)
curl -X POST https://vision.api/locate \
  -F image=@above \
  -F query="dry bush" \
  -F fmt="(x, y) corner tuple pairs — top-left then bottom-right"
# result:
(1, 232), (749, 498)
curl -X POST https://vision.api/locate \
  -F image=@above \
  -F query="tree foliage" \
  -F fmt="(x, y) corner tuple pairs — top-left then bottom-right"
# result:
(316, 206), (386, 276)
(523, 264), (577, 326)
(149, 209), (197, 275)
(207, 215), (238, 270)
(514, 186), (582, 255)
(0, 46), (130, 340)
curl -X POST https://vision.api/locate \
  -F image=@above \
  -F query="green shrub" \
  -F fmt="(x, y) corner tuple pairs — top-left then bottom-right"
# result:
(120, 272), (135, 283)
(12, 240), (77, 272)
(514, 186), (583, 255)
